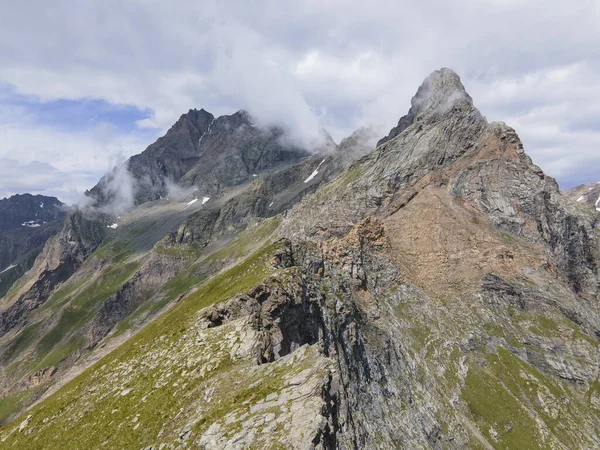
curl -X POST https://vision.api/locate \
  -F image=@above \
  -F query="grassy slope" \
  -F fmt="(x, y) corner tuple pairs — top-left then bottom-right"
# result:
(0, 218), (288, 448)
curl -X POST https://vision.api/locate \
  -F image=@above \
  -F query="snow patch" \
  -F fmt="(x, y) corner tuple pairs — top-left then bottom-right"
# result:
(269, 201), (274, 207)
(577, 195), (585, 202)
(0, 264), (17, 274)
(253, 174), (257, 177)
(198, 118), (215, 146)
(107, 223), (118, 229)
(21, 221), (41, 228)
(303, 159), (326, 184)
(39, 202), (44, 208)
(184, 198), (198, 210)
(202, 197), (210, 205)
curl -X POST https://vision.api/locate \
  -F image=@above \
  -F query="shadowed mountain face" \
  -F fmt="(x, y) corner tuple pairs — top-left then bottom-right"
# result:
(1, 69), (600, 449)
(0, 194), (65, 297)
(0, 194), (64, 233)
(88, 109), (327, 209)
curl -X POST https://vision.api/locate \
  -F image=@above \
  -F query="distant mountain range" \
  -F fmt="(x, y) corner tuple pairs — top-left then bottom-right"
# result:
(564, 182), (600, 211)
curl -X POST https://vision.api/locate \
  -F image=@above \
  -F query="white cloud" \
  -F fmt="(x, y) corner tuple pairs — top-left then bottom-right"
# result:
(0, 119), (151, 203)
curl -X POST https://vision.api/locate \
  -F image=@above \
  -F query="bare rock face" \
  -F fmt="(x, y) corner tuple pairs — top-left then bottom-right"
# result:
(377, 67), (475, 146)
(89, 109), (324, 209)
(0, 194), (64, 233)
(165, 124), (374, 250)
(0, 194), (66, 296)
(89, 108), (215, 207)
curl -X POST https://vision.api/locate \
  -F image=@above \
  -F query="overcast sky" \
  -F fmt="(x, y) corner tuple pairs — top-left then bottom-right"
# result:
(0, 0), (598, 203)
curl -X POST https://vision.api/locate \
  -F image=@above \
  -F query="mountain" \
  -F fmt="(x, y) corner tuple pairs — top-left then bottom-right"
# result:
(0, 194), (65, 297)
(0, 108), (370, 426)
(88, 109), (331, 209)
(564, 182), (600, 211)
(1, 69), (599, 449)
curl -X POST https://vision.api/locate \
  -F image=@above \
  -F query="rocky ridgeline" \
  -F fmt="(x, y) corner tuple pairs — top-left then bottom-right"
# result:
(89, 109), (338, 208)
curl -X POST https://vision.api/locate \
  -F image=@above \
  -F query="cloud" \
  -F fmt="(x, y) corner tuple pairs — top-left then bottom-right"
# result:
(96, 160), (138, 215)
(0, 116), (152, 203)
(0, 0), (598, 194)
(164, 179), (197, 202)
(0, 158), (64, 198)
(469, 61), (600, 187)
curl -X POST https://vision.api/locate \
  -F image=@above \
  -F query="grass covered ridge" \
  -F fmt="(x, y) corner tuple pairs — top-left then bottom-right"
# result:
(0, 236), (287, 448)
(0, 215), (286, 446)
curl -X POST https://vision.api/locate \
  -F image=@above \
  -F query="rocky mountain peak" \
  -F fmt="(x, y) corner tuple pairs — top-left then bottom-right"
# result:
(3, 68), (600, 449)
(411, 67), (472, 115)
(169, 108), (214, 134)
(378, 67), (476, 146)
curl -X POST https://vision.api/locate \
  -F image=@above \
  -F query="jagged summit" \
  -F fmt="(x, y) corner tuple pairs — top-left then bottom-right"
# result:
(88, 108), (326, 209)
(378, 67), (477, 146)
(0, 194), (64, 232)
(415, 68), (471, 107)
(169, 108), (214, 133)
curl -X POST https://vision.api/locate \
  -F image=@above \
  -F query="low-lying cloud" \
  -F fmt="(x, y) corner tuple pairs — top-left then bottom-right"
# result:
(164, 178), (198, 202)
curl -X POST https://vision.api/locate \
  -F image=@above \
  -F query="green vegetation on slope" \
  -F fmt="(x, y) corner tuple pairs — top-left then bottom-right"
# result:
(36, 261), (140, 356)
(0, 237), (281, 448)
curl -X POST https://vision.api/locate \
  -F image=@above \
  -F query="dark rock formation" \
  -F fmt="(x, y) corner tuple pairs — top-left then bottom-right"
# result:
(0, 194), (66, 296)
(88, 109), (327, 209)
(0, 210), (107, 336)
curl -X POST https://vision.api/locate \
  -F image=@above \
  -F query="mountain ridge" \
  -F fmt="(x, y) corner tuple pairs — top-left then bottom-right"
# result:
(0, 103), (375, 427)
(88, 108), (336, 211)
(0, 68), (599, 449)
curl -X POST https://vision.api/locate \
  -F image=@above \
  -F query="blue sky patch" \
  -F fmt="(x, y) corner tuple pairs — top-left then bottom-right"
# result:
(0, 83), (156, 136)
